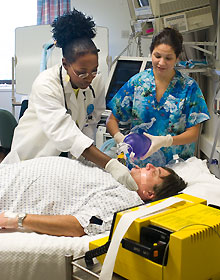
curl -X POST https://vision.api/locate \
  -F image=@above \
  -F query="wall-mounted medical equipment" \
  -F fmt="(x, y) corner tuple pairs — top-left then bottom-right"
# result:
(127, 0), (214, 34)
(105, 56), (152, 110)
(88, 193), (220, 280)
(214, 96), (220, 114)
(96, 56), (152, 149)
(214, 88), (220, 115)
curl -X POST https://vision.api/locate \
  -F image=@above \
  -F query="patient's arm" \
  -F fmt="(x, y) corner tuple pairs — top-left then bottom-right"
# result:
(23, 214), (85, 237)
(0, 213), (85, 237)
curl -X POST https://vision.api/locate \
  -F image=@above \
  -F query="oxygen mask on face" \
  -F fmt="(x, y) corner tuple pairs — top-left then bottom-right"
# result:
(117, 133), (151, 166)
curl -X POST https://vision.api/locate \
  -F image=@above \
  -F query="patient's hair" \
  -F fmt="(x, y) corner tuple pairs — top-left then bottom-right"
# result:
(51, 8), (99, 63)
(152, 167), (187, 201)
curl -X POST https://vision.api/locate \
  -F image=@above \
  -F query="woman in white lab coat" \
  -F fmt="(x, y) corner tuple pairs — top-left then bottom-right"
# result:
(9, 9), (138, 191)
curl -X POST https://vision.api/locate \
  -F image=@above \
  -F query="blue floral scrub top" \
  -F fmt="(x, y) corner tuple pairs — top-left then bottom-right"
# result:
(108, 68), (210, 168)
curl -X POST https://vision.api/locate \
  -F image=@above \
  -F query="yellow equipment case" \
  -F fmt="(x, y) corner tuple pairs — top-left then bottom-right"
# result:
(88, 194), (220, 280)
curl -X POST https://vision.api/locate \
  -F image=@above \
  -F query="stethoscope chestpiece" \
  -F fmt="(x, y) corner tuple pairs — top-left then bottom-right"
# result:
(60, 65), (96, 118)
(86, 104), (94, 120)
(87, 104), (94, 115)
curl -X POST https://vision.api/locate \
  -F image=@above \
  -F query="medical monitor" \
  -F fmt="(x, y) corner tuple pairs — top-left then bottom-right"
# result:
(150, 0), (211, 18)
(129, 0), (211, 18)
(128, 0), (213, 33)
(127, 0), (152, 20)
(105, 56), (152, 109)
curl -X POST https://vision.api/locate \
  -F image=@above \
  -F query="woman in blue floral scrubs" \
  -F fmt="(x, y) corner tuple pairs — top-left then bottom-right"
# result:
(106, 28), (210, 168)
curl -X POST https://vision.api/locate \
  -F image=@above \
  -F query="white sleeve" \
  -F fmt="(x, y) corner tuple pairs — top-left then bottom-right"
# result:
(31, 73), (93, 158)
(1, 150), (21, 164)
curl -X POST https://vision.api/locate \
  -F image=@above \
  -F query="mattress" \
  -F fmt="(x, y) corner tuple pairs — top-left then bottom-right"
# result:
(0, 156), (219, 280)
(0, 230), (108, 280)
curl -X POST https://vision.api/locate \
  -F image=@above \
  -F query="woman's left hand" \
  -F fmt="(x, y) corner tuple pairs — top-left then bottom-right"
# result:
(141, 133), (173, 159)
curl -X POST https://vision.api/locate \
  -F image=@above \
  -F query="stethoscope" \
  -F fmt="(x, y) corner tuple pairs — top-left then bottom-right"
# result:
(59, 66), (95, 119)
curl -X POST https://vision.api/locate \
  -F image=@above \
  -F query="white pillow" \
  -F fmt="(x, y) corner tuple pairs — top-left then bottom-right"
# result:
(172, 157), (220, 206)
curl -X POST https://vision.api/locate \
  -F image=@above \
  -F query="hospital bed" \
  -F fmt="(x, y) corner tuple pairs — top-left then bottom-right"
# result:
(0, 156), (219, 280)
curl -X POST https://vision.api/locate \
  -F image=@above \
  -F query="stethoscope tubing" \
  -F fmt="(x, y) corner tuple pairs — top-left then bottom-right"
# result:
(59, 65), (96, 114)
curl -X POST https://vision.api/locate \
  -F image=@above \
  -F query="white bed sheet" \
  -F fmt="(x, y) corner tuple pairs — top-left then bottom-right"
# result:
(0, 157), (219, 280)
(172, 157), (220, 206)
(0, 230), (108, 280)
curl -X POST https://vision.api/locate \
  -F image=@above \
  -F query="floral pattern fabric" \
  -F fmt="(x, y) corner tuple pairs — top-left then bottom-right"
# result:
(108, 68), (210, 167)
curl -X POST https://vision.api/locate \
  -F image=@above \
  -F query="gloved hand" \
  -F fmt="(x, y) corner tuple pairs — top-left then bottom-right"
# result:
(113, 132), (125, 144)
(0, 212), (18, 229)
(105, 159), (138, 191)
(141, 133), (173, 159)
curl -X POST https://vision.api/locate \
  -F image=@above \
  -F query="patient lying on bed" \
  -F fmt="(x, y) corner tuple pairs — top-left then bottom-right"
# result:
(0, 156), (186, 237)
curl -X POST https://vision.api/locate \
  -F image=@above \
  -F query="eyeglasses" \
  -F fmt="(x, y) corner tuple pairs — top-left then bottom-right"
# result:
(70, 64), (99, 79)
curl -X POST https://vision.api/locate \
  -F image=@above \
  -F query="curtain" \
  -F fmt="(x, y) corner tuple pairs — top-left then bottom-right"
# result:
(37, 0), (71, 25)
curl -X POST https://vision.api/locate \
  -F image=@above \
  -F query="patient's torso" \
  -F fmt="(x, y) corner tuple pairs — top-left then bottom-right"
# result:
(0, 157), (142, 235)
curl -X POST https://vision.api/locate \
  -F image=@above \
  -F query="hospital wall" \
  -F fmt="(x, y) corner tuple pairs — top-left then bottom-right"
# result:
(71, 0), (152, 61)
(200, 0), (220, 176)
(0, 1), (219, 174)
(0, 86), (22, 120)
(72, 0), (220, 175)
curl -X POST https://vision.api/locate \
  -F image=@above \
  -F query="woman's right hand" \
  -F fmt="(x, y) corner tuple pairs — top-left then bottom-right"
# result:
(105, 159), (138, 191)
(141, 133), (173, 159)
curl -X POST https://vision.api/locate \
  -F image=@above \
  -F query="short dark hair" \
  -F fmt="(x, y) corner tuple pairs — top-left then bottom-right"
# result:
(150, 27), (183, 58)
(152, 167), (187, 201)
(51, 8), (99, 63)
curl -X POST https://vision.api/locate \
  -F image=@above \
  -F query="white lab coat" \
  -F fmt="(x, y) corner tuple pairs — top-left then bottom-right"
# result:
(11, 64), (106, 160)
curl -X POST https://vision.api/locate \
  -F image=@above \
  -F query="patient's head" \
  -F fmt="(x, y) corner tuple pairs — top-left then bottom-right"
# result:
(131, 163), (187, 201)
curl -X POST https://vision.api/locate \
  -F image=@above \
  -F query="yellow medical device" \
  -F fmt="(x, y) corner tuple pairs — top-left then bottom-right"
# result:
(88, 194), (220, 280)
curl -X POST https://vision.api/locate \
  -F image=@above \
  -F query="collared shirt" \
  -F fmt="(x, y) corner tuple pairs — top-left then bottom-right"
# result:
(73, 88), (80, 98)
(108, 68), (210, 166)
